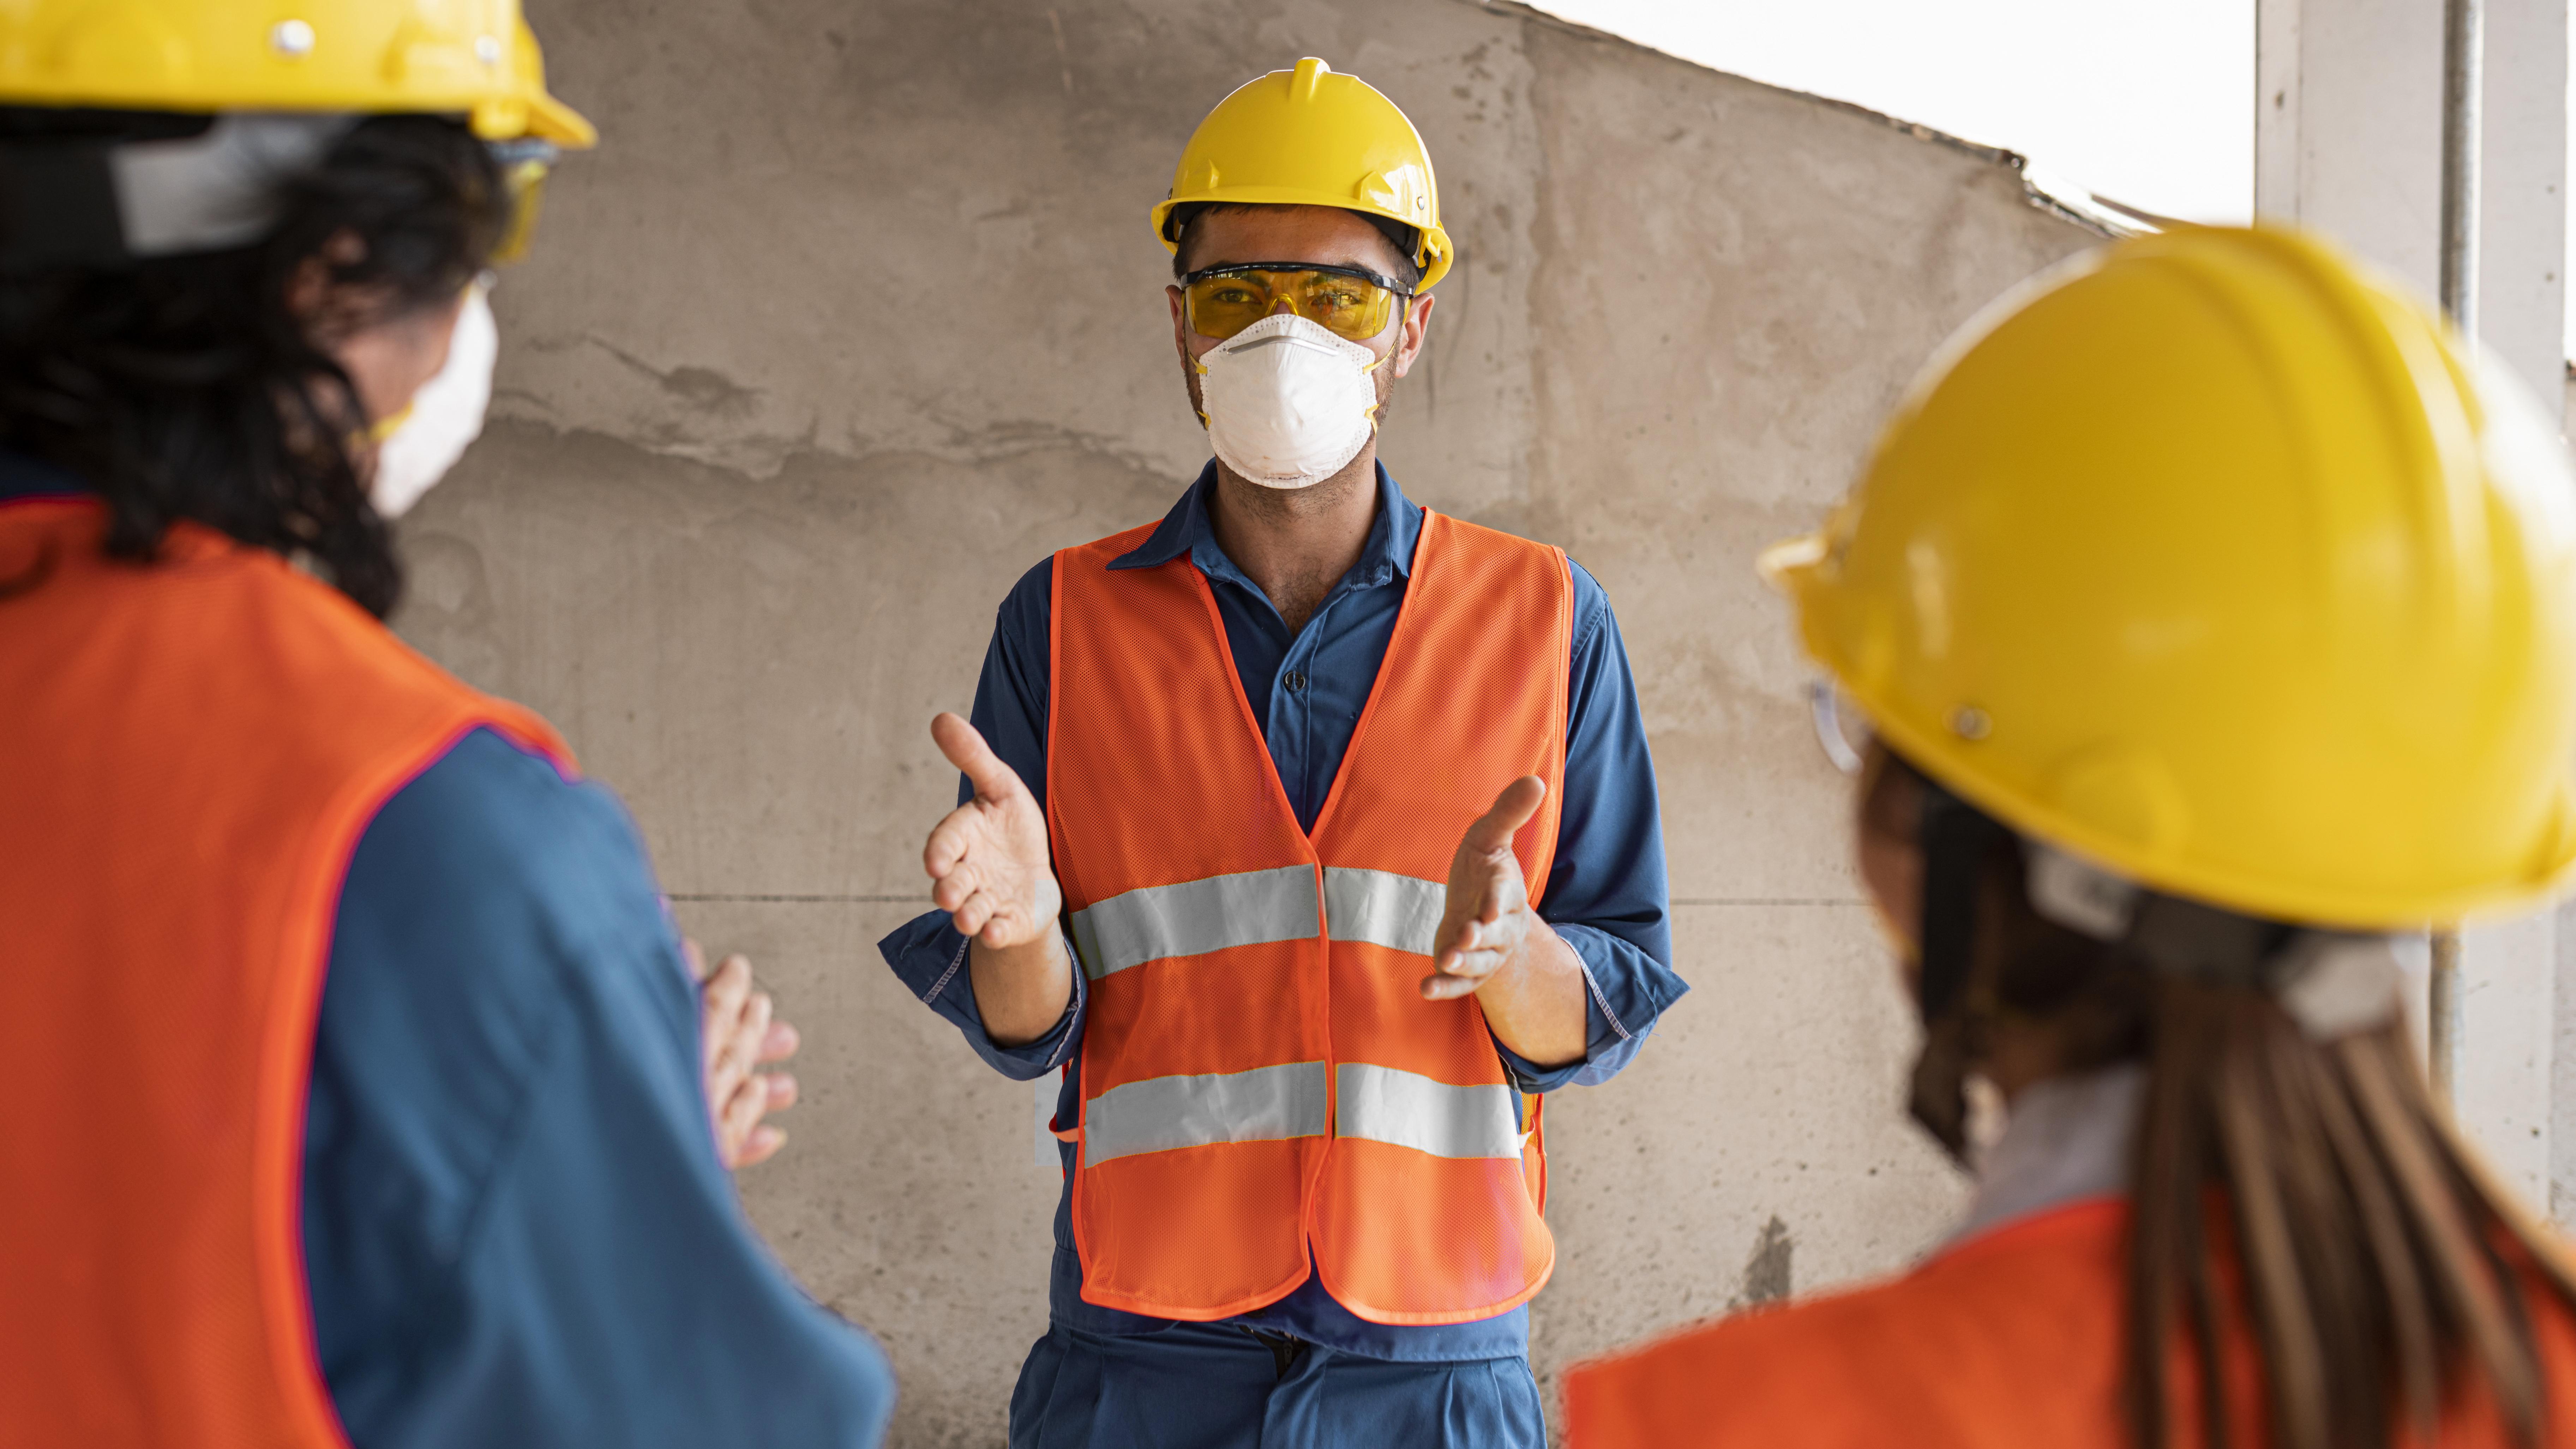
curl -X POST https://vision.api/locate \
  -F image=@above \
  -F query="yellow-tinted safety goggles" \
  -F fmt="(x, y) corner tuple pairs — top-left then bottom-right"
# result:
(488, 140), (558, 265)
(1183, 263), (1412, 345)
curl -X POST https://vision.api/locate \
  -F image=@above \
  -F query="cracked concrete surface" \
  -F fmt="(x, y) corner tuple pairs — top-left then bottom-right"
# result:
(397, 0), (2098, 1441)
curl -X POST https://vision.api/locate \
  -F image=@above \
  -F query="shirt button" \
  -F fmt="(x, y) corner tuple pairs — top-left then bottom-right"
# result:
(1285, 671), (1308, 693)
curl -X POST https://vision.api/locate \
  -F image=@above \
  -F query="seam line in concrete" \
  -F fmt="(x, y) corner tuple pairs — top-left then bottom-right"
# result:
(667, 893), (926, 902)
(669, 895), (1875, 906)
(1669, 898), (1862, 906)
(666, 893), (1868, 906)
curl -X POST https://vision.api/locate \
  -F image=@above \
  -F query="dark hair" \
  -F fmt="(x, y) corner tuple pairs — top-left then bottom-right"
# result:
(1864, 748), (2576, 1449)
(1167, 200), (1423, 290)
(0, 113), (508, 618)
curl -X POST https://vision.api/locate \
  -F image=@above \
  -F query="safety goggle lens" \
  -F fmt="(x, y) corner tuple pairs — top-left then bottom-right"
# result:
(1185, 268), (1400, 344)
(490, 157), (551, 265)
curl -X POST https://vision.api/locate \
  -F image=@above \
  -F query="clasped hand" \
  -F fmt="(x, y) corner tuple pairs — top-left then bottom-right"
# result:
(689, 940), (800, 1169)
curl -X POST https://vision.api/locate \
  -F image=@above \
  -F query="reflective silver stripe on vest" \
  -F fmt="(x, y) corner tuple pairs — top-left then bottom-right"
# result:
(1335, 1063), (1524, 1160)
(1069, 865), (1320, 980)
(1322, 867), (1445, 957)
(1083, 1061), (1331, 1165)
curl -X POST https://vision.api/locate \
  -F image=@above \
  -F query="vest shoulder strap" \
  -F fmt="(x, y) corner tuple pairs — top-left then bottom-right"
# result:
(0, 501), (568, 1449)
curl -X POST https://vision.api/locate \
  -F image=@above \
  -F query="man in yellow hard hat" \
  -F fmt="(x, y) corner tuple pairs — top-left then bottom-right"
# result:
(1562, 229), (2576, 1447)
(880, 58), (1684, 1447)
(0, 4), (890, 1444)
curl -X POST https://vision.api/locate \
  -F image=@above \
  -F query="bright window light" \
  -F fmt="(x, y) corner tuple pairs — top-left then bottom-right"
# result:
(1524, 0), (2256, 225)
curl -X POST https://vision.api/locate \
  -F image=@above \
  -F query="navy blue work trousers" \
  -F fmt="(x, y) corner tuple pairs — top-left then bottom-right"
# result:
(1009, 1322), (1547, 1449)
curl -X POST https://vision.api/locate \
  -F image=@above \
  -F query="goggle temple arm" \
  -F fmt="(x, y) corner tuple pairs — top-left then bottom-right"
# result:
(1809, 679), (1868, 775)
(485, 139), (560, 266)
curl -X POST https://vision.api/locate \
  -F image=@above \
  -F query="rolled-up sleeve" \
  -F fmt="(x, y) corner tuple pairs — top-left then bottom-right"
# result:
(878, 558), (1081, 1081)
(1495, 559), (1685, 1093)
(881, 912), (1081, 1080)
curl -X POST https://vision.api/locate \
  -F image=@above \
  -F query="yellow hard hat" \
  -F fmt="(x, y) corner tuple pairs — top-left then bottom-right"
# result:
(1152, 57), (1452, 289)
(0, 0), (593, 148)
(1765, 226), (2576, 929)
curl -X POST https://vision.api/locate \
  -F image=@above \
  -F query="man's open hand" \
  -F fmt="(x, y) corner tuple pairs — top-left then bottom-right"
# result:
(689, 940), (799, 1169)
(921, 713), (1075, 1046)
(1424, 776), (1549, 1001)
(924, 712), (1062, 949)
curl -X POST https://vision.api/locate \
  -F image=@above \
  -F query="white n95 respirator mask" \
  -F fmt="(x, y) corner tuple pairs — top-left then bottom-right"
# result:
(1195, 313), (1386, 488)
(370, 282), (498, 519)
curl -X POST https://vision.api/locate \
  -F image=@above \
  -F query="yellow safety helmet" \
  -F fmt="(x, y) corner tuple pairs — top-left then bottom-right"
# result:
(1765, 226), (2576, 929)
(0, 0), (593, 148)
(1153, 57), (1452, 289)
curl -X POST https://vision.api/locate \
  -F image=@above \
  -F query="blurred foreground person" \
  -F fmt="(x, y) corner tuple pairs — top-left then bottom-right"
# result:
(0, 4), (890, 1444)
(884, 57), (1680, 1448)
(1566, 227), (2576, 1448)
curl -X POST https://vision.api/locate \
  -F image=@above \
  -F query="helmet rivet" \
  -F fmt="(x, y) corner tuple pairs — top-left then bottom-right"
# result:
(1951, 707), (1992, 741)
(474, 34), (503, 65)
(270, 19), (316, 56)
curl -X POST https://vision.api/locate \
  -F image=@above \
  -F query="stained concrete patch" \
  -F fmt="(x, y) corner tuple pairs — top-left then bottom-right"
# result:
(1736, 1216), (1794, 1308)
(589, 335), (766, 419)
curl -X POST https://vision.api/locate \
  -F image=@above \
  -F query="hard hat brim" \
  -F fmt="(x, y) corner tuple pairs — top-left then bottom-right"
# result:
(519, 90), (598, 149)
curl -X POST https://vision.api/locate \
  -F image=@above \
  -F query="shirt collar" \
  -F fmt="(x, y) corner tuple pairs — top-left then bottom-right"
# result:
(0, 449), (86, 503)
(1110, 459), (1423, 589)
(1946, 1061), (2143, 1249)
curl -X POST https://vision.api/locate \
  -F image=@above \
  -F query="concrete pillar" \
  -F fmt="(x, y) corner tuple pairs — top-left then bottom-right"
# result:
(2254, 0), (2446, 295)
(2255, 0), (2568, 1211)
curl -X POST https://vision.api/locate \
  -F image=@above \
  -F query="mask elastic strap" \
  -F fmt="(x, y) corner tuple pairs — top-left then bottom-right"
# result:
(366, 404), (416, 444)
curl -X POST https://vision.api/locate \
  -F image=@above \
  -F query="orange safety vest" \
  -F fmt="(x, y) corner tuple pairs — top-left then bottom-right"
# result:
(0, 497), (570, 1448)
(1562, 1197), (2576, 1448)
(1045, 509), (1572, 1325)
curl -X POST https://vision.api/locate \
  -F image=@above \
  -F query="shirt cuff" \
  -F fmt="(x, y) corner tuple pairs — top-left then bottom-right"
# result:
(1490, 921), (1685, 1092)
(877, 909), (1082, 1080)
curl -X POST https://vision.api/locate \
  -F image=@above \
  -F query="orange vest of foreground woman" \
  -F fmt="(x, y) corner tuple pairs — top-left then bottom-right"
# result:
(1564, 1197), (2576, 1448)
(0, 496), (568, 1448)
(1045, 510), (1570, 1325)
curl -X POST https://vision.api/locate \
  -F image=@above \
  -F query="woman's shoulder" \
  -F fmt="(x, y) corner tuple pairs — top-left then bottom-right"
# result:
(1563, 1201), (2132, 1448)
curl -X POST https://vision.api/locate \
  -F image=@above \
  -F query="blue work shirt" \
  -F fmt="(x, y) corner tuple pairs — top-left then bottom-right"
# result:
(879, 462), (1684, 1363)
(1, 456), (894, 1446)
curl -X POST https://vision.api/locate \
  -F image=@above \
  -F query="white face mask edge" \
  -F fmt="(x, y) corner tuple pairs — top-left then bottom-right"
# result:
(370, 281), (497, 519)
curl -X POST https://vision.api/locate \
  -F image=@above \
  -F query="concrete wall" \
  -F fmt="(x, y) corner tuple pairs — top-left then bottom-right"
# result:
(395, 1), (2095, 1440)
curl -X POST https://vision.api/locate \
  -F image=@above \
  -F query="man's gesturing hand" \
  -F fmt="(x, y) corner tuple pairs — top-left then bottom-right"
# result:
(689, 940), (799, 1169)
(1424, 776), (1550, 1001)
(925, 711), (1062, 949)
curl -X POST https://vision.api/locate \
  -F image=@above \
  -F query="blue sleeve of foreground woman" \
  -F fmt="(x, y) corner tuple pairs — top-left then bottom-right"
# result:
(301, 726), (895, 1447)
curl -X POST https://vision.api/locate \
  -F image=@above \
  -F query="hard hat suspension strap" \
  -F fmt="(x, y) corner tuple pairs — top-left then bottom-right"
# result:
(0, 112), (352, 270)
(1902, 768), (2343, 1158)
